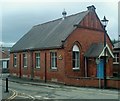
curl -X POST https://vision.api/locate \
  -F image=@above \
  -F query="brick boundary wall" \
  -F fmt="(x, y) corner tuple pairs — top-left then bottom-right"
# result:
(10, 74), (120, 89)
(64, 76), (120, 89)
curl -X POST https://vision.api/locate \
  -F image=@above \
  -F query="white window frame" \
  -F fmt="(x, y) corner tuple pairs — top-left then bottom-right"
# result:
(35, 52), (40, 68)
(23, 53), (27, 67)
(13, 54), (17, 67)
(72, 45), (80, 70)
(51, 52), (57, 69)
(3, 61), (7, 69)
(113, 52), (119, 64)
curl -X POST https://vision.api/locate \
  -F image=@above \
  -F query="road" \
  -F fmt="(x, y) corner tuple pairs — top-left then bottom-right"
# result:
(2, 80), (119, 100)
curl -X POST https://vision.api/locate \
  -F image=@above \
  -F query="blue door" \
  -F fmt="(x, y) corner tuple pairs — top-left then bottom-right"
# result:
(97, 59), (104, 79)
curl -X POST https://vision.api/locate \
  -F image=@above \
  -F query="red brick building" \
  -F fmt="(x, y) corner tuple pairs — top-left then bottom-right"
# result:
(113, 42), (120, 76)
(0, 47), (10, 73)
(10, 5), (115, 87)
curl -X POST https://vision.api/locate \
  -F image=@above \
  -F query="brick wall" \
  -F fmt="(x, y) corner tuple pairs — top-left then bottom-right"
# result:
(64, 76), (120, 89)
(9, 49), (66, 83)
(64, 28), (113, 78)
(1, 51), (9, 59)
(113, 50), (120, 75)
(63, 10), (113, 78)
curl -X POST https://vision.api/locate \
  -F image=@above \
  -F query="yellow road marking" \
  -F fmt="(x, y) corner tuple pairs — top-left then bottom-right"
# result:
(6, 89), (18, 100)
(6, 89), (35, 100)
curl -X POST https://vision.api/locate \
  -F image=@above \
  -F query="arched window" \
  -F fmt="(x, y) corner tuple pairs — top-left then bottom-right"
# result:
(72, 45), (80, 69)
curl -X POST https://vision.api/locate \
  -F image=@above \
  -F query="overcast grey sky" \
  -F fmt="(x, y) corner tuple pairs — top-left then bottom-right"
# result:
(1, 0), (119, 47)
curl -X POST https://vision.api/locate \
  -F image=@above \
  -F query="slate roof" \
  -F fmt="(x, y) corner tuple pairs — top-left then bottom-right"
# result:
(11, 10), (89, 52)
(0, 47), (11, 59)
(114, 42), (120, 49)
(84, 43), (104, 58)
(84, 43), (114, 58)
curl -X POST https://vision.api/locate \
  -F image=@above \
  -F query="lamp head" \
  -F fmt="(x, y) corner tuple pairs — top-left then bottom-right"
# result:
(101, 16), (109, 28)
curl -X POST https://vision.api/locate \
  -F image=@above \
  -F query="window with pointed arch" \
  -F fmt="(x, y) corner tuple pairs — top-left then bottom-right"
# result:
(72, 44), (80, 70)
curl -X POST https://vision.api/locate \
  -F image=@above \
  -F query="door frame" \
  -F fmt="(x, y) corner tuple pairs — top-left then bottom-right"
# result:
(97, 59), (104, 79)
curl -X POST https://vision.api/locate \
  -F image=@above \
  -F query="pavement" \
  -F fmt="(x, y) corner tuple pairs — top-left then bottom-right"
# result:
(1, 73), (13, 100)
(1, 74), (62, 100)
(2, 74), (62, 88)
(2, 89), (13, 100)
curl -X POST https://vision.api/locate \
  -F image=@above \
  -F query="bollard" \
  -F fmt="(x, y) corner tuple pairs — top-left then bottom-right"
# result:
(6, 78), (9, 92)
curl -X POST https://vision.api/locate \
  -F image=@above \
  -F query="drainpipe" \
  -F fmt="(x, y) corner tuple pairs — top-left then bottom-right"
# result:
(85, 57), (87, 77)
(30, 51), (34, 80)
(45, 52), (47, 83)
(19, 54), (21, 78)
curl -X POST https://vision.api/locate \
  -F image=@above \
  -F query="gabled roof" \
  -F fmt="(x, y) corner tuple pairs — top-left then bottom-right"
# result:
(11, 10), (89, 52)
(0, 47), (10, 59)
(84, 43), (114, 58)
(0, 51), (9, 59)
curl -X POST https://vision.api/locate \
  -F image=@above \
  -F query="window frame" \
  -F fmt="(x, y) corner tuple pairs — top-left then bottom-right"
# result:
(13, 54), (17, 67)
(2, 61), (7, 69)
(50, 52), (57, 69)
(72, 45), (80, 70)
(23, 53), (27, 68)
(113, 52), (119, 64)
(35, 52), (40, 68)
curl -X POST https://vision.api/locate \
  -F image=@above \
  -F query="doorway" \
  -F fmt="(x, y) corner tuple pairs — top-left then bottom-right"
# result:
(97, 59), (104, 79)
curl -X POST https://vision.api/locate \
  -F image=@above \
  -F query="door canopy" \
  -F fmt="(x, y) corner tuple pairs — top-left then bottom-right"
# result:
(84, 43), (114, 58)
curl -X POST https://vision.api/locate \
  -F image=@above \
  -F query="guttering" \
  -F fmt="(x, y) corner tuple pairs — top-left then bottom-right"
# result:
(10, 45), (64, 53)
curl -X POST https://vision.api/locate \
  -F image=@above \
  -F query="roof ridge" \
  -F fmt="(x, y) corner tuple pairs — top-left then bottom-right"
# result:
(33, 10), (88, 27)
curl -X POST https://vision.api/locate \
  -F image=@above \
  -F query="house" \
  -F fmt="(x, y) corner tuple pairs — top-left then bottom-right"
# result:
(113, 41), (120, 77)
(0, 47), (10, 73)
(9, 5), (115, 88)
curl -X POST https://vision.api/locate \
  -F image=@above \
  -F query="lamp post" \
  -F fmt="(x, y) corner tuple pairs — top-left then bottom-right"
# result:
(101, 16), (109, 89)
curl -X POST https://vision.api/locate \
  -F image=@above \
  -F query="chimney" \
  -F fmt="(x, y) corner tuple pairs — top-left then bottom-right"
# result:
(62, 9), (67, 20)
(87, 5), (96, 12)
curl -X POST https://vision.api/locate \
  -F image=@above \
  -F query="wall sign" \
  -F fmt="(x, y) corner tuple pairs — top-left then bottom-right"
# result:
(58, 55), (63, 60)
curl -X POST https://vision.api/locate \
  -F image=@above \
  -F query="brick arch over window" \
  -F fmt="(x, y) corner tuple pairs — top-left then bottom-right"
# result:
(70, 41), (82, 51)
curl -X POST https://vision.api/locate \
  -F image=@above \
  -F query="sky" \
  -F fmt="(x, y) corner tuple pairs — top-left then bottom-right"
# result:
(0, 0), (119, 47)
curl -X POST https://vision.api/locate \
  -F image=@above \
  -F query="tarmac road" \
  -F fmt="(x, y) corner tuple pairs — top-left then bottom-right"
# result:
(2, 80), (119, 100)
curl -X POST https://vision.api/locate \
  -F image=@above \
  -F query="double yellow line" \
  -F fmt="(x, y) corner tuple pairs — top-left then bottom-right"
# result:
(5, 89), (35, 100)
(5, 89), (18, 101)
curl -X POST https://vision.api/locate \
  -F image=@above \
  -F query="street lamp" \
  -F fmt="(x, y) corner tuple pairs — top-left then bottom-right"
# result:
(101, 16), (109, 89)
(101, 16), (108, 28)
